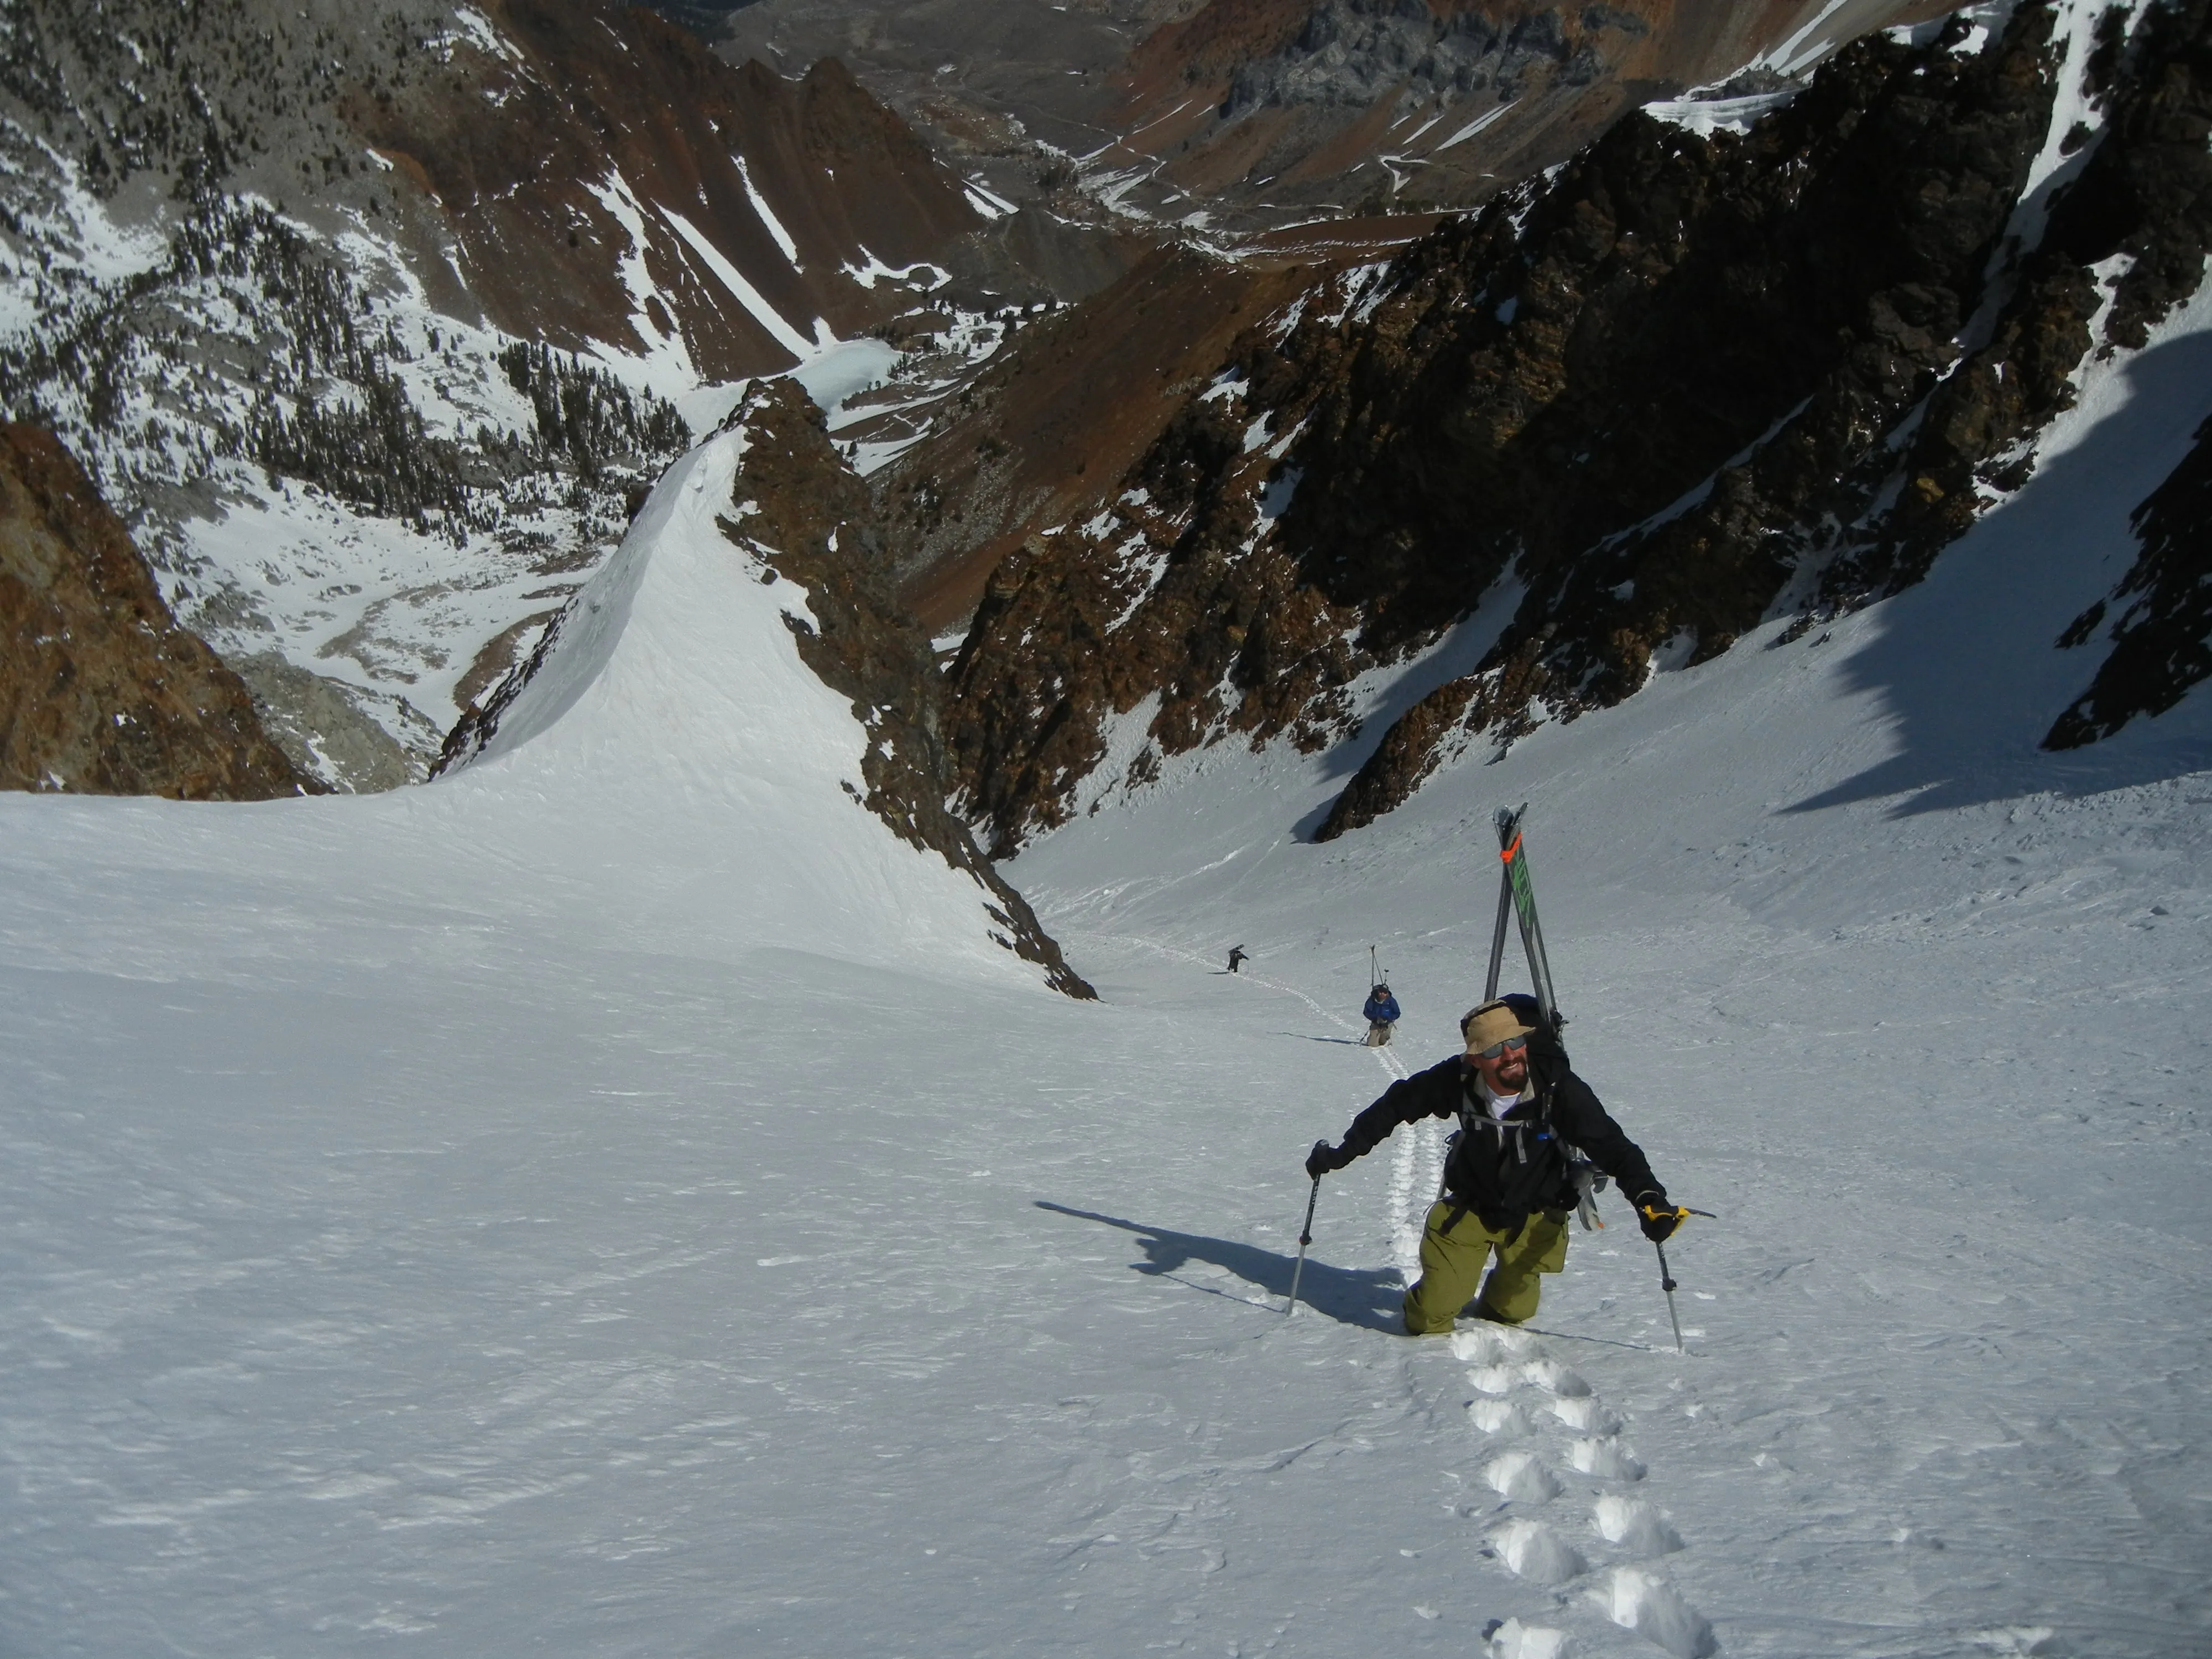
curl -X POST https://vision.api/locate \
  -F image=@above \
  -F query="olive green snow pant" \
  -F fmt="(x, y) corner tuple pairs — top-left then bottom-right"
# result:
(1402, 1203), (1570, 1335)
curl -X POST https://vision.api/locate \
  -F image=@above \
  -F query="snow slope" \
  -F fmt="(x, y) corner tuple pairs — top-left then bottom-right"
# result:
(2, 312), (2210, 1656)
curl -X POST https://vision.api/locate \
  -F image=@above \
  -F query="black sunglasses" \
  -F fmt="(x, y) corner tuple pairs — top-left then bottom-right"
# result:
(1475, 1035), (1530, 1061)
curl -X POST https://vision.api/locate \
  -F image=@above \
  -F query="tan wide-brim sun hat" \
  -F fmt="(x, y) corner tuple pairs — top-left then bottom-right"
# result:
(1462, 999), (1536, 1056)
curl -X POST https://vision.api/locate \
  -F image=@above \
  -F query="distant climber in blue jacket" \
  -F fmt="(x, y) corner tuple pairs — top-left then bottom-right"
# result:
(1362, 983), (1401, 1047)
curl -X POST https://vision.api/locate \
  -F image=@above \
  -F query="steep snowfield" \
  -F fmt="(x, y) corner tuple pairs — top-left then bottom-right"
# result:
(2, 328), (2210, 1656)
(1000, 283), (2212, 1656)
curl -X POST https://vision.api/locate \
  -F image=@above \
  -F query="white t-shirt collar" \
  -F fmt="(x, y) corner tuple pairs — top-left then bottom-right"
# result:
(1479, 1079), (1525, 1120)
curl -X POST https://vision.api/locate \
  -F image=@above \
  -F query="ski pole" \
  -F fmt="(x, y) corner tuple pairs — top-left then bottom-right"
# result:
(1286, 1154), (1324, 1317)
(1653, 1240), (1685, 1353)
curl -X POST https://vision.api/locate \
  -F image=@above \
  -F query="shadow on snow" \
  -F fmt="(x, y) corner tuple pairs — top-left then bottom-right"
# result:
(1035, 1199), (1405, 1332)
(1787, 329), (2212, 818)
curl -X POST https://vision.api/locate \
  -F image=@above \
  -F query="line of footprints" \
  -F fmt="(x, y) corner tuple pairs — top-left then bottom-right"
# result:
(1449, 1326), (1717, 1659)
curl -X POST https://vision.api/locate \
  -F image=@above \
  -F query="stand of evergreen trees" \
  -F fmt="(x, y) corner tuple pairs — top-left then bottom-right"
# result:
(0, 195), (690, 550)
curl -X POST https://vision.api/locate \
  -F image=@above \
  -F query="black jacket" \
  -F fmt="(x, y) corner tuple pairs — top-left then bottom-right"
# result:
(1338, 1049), (1660, 1233)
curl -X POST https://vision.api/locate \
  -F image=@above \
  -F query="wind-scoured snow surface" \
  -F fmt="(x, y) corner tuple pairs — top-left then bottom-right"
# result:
(3, 348), (2211, 1657)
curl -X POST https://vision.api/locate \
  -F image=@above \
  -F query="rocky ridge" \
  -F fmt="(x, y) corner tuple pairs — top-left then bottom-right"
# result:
(445, 379), (1094, 997)
(879, 235), (1395, 635)
(0, 422), (309, 800)
(1108, 0), (1701, 217)
(937, 0), (2212, 853)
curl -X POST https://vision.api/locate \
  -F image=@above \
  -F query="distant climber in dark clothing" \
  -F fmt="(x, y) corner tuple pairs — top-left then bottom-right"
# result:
(1306, 996), (1684, 1334)
(1227, 946), (1248, 974)
(1361, 984), (1401, 1046)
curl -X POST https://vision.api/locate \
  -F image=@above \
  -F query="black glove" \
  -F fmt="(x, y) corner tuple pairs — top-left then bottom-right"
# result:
(1635, 1190), (1684, 1242)
(1305, 1140), (1348, 1181)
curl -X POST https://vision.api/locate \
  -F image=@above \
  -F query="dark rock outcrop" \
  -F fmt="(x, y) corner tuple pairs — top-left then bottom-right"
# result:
(1295, 5), (2064, 808)
(0, 425), (312, 800)
(1321, 0), (2212, 826)
(939, 0), (2212, 849)
(1815, 0), (2212, 605)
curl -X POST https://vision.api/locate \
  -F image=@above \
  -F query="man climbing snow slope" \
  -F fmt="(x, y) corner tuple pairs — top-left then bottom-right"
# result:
(1362, 983), (1401, 1046)
(1306, 997), (1686, 1334)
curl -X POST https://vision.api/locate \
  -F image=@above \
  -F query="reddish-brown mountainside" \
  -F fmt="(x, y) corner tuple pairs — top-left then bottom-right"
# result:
(696, 0), (1939, 226)
(347, 1), (987, 378)
(0, 426), (311, 800)
(884, 217), (1441, 634)
(1104, 0), (1921, 219)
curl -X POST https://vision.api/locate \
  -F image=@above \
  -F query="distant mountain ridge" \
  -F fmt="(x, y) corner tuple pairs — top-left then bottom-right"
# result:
(703, 0), (1940, 229)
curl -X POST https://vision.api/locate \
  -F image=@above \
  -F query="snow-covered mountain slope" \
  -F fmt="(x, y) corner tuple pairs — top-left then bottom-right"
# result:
(0, 0), (1056, 789)
(2, 280), (2208, 1657)
(439, 382), (1089, 993)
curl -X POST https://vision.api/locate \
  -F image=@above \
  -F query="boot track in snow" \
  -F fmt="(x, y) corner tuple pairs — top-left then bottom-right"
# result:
(1138, 933), (1716, 1655)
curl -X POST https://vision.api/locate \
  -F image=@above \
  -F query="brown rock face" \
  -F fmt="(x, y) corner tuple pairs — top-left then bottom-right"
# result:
(0, 426), (310, 800)
(1099, 0), (1916, 221)
(709, 0), (1932, 228)
(884, 239), (1365, 635)
(941, 357), (1374, 857)
(942, 0), (2212, 848)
